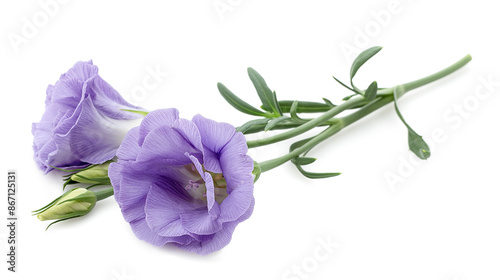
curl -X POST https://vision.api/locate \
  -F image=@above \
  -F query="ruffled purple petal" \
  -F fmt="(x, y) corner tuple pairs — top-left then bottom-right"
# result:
(192, 115), (236, 173)
(178, 224), (237, 255)
(33, 60), (144, 172)
(33, 105), (85, 173)
(145, 182), (198, 237)
(47, 61), (97, 106)
(130, 218), (176, 247)
(218, 180), (254, 223)
(192, 114), (236, 154)
(180, 211), (222, 236)
(60, 60), (98, 84)
(137, 126), (201, 166)
(114, 162), (162, 223)
(220, 132), (253, 192)
(85, 75), (143, 120)
(64, 97), (136, 164)
(115, 127), (142, 161)
(178, 197), (255, 255)
(138, 109), (179, 146)
(201, 148), (222, 174)
(171, 119), (204, 155)
(187, 153), (220, 219)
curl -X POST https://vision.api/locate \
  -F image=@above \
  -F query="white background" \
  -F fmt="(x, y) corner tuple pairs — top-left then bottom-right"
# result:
(1, 0), (499, 279)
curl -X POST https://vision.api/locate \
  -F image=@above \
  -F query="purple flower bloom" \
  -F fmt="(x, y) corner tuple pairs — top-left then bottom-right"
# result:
(32, 61), (144, 173)
(109, 109), (255, 255)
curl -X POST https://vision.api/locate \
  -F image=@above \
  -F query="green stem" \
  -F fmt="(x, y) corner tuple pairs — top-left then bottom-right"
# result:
(340, 96), (394, 127)
(377, 54), (472, 95)
(258, 54), (472, 173)
(259, 97), (392, 173)
(94, 187), (114, 201)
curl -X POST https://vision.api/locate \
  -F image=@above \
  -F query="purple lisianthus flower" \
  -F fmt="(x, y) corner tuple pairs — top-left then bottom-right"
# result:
(109, 109), (255, 255)
(32, 61), (144, 174)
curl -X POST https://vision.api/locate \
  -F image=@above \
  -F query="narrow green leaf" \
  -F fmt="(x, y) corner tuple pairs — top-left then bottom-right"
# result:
(293, 157), (317, 165)
(236, 118), (270, 133)
(295, 164), (341, 179)
(393, 86), (431, 160)
(247, 68), (281, 115)
(350, 46), (383, 82)
(217, 83), (269, 117)
(265, 116), (291, 131)
(289, 137), (341, 178)
(350, 46), (383, 94)
(364, 81), (378, 101)
(408, 129), (431, 159)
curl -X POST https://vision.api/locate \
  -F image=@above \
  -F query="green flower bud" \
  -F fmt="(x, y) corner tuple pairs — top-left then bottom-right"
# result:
(69, 162), (111, 185)
(34, 188), (97, 222)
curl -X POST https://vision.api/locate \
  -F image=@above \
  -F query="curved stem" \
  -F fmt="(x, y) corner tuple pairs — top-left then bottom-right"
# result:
(248, 55), (471, 147)
(254, 54), (472, 173)
(258, 54), (472, 173)
(377, 54), (472, 95)
(402, 54), (472, 91)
